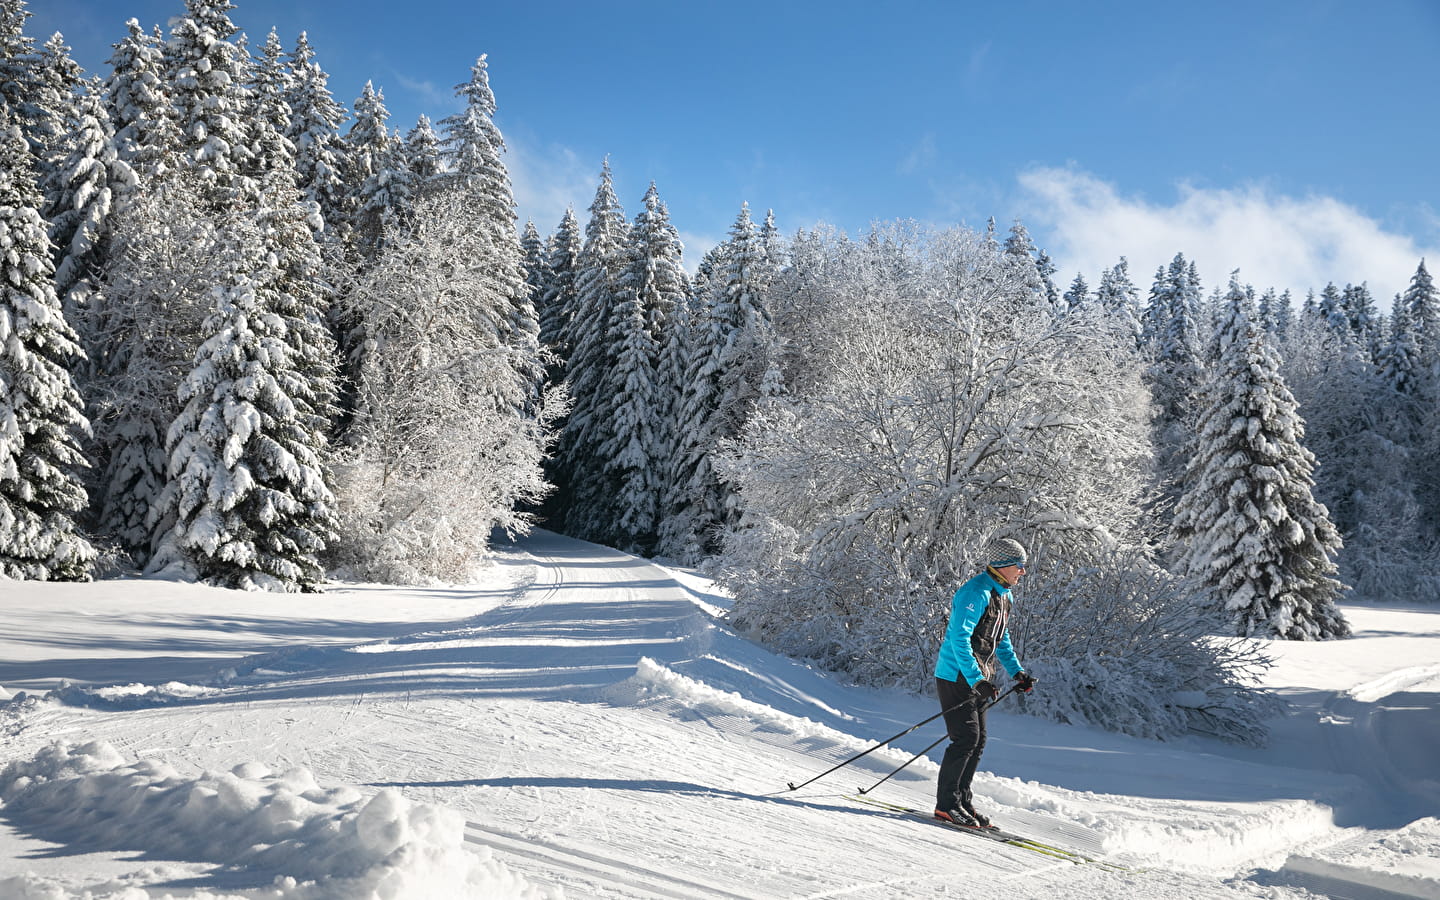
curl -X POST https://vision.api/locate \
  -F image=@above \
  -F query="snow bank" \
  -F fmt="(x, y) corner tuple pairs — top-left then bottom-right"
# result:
(1280, 817), (1440, 898)
(1346, 665), (1440, 703)
(606, 657), (929, 771)
(0, 741), (552, 899)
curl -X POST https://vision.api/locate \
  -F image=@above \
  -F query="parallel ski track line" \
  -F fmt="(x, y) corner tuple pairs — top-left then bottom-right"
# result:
(463, 821), (761, 899)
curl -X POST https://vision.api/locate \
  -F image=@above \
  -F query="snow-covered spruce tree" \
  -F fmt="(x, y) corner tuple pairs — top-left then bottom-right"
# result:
(343, 80), (394, 259)
(1399, 260), (1440, 547)
(105, 19), (175, 175)
(438, 54), (541, 409)
(537, 207), (580, 375)
(715, 224), (1275, 741)
(0, 0), (38, 125)
(148, 177), (337, 592)
(283, 32), (348, 238)
(244, 29), (297, 184)
(1173, 275), (1349, 639)
(164, 0), (255, 205)
(594, 183), (688, 552)
(660, 206), (775, 562)
(1282, 307), (1438, 601)
(1141, 253), (1205, 510)
(332, 187), (561, 583)
(402, 114), (442, 184)
(1401, 259), (1440, 368)
(1094, 257), (1142, 348)
(32, 32), (83, 190)
(1063, 272), (1089, 312)
(0, 113), (95, 580)
(552, 162), (628, 535)
(43, 77), (137, 330)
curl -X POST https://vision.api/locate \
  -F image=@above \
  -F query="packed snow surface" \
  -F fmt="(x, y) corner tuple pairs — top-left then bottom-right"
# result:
(1, 530), (1438, 898)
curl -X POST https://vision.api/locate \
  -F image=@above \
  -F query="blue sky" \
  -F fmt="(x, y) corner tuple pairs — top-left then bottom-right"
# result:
(34, 0), (1440, 302)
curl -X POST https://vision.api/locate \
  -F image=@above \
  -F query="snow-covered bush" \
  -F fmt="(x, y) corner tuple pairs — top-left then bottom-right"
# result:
(1010, 551), (1280, 745)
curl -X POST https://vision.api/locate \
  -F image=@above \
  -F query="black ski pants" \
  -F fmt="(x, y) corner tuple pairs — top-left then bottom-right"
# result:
(935, 676), (986, 812)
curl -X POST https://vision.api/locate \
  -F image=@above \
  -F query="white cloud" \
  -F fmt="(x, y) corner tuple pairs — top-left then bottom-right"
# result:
(1017, 167), (1436, 306)
(503, 136), (599, 235)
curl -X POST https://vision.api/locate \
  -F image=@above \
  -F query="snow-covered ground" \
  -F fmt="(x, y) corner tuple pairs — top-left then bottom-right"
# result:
(1, 530), (1437, 899)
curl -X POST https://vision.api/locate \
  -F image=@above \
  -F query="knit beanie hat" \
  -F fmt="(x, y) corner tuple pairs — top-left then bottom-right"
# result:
(984, 538), (1028, 569)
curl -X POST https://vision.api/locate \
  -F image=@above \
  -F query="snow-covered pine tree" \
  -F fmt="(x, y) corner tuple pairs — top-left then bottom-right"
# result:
(1400, 259), (1439, 370)
(164, 0), (256, 205)
(1397, 260), (1440, 546)
(1001, 219), (1045, 305)
(1342, 282), (1382, 363)
(1172, 274), (1349, 639)
(1317, 283), (1347, 336)
(596, 182), (688, 551)
(105, 19), (175, 175)
(520, 219), (549, 322)
(1273, 290), (1294, 342)
(0, 0), (38, 125)
(32, 32), (82, 182)
(1142, 254), (1205, 509)
(283, 32), (348, 238)
(0, 112), (95, 580)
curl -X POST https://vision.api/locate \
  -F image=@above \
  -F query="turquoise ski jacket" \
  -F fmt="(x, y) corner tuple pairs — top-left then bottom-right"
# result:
(934, 570), (1023, 686)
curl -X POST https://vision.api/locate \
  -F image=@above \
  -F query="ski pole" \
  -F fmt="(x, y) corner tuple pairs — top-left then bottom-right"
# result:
(853, 683), (1020, 796)
(785, 697), (978, 792)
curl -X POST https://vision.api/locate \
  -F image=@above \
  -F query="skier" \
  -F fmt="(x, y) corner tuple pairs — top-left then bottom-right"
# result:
(932, 537), (1037, 828)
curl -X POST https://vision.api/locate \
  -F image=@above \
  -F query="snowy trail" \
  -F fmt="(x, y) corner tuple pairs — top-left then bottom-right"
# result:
(2, 532), (1438, 898)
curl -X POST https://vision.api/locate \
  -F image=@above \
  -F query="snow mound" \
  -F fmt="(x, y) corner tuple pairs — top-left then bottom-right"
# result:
(0, 741), (552, 899)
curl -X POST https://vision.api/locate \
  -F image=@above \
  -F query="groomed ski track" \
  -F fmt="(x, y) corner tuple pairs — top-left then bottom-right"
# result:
(3, 530), (1435, 898)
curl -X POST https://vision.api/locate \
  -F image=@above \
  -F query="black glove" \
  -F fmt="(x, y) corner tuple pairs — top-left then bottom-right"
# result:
(1014, 671), (1037, 694)
(973, 679), (998, 703)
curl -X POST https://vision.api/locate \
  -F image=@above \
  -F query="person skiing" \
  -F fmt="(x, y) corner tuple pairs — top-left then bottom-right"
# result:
(933, 537), (1037, 828)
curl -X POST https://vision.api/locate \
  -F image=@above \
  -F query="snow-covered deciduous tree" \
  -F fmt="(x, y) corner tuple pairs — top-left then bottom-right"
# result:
(332, 187), (562, 583)
(1173, 275), (1349, 640)
(717, 223), (1157, 688)
(0, 114), (95, 580)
